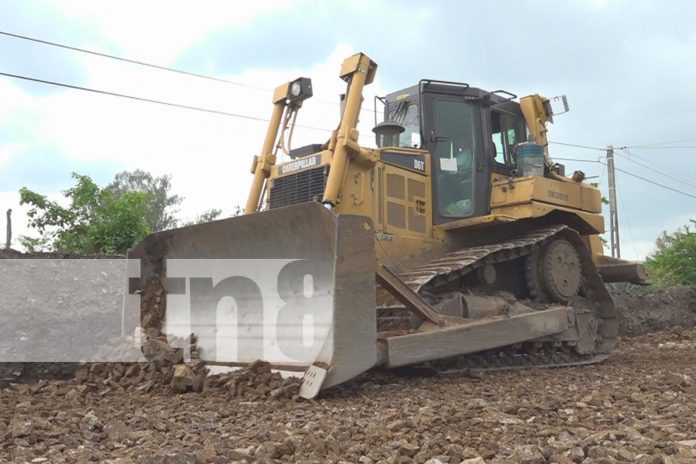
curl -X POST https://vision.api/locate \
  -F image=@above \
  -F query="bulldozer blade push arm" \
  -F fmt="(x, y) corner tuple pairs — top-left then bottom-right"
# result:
(127, 203), (378, 396)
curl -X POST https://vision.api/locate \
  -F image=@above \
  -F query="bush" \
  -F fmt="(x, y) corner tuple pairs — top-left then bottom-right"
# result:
(646, 220), (696, 286)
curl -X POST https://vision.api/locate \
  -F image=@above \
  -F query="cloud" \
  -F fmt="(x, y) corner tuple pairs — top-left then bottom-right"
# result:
(2, 0), (696, 260)
(45, 0), (300, 63)
(0, 41), (384, 231)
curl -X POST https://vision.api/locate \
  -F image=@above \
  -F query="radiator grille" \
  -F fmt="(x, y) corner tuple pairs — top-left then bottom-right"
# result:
(269, 167), (327, 209)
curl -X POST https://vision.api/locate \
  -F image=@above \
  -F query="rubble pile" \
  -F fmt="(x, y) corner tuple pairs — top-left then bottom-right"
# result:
(75, 333), (207, 395)
(206, 360), (301, 401)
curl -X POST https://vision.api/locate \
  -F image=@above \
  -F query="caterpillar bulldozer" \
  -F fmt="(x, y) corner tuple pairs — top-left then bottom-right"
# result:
(128, 53), (648, 398)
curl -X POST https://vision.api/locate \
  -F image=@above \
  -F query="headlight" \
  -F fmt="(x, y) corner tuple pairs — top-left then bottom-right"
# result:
(287, 77), (313, 104)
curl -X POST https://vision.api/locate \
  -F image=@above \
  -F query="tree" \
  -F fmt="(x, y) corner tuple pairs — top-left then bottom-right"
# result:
(180, 206), (244, 227)
(19, 173), (151, 254)
(106, 170), (182, 232)
(646, 220), (696, 286)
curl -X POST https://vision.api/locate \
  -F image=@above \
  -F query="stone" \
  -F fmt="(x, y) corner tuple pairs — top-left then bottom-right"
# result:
(140, 453), (202, 464)
(142, 338), (183, 367)
(386, 419), (408, 432)
(270, 439), (296, 458)
(568, 446), (585, 463)
(124, 364), (141, 378)
(9, 415), (32, 438)
(587, 446), (607, 459)
(400, 442), (420, 457)
(104, 419), (129, 442)
(635, 454), (667, 464)
(548, 454), (574, 464)
(171, 364), (194, 393)
(662, 372), (692, 387)
(226, 449), (253, 460)
(509, 445), (546, 464)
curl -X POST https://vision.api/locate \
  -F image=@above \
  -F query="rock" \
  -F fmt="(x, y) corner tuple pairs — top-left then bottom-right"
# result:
(548, 454), (574, 464)
(460, 458), (486, 464)
(424, 459), (446, 464)
(509, 445), (546, 464)
(226, 448), (253, 460)
(386, 419), (408, 432)
(142, 338), (183, 367)
(677, 439), (696, 447)
(615, 448), (636, 461)
(661, 372), (692, 387)
(104, 419), (129, 441)
(270, 439), (296, 458)
(171, 364), (194, 393)
(74, 366), (89, 382)
(199, 444), (216, 461)
(9, 415), (32, 438)
(567, 446), (585, 463)
(635, 454), (667, 464)
(400, 442), (420, 457)
(587, 446), (607, 459)
(140, 453), (202, 464)
(124, 364), (141, 378)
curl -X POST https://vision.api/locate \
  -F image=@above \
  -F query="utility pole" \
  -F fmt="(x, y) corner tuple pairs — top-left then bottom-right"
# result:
(5, 209), (11, 250)
(606, 146), (620, 258)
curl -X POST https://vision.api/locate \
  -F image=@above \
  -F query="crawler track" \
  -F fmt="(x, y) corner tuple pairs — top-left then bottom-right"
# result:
(377, 225), (618, 372)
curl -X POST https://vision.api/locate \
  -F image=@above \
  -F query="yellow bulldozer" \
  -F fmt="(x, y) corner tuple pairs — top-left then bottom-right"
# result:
(129, 53), (648, 398)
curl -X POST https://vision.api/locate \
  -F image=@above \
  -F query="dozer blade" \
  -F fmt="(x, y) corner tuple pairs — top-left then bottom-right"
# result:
(127, 202), (378, 397)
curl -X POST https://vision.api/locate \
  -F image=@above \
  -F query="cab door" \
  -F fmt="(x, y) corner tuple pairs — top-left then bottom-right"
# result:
(421, 90), (491, 225)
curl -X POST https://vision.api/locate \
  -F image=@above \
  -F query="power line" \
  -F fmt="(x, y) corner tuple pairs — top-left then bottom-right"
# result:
(618, 147), (693, 182)
(0, 70), (340, 135)
(599, 160), (696, 200)
(624, 145), (696, 149)
(615, 149), (696, 191)
(617, 147), (677, 172)
(0, 29), (376, 115)
(552, 157), (602, 163)
(627, 136), (696, 148)
(548, 141), (606, 151)
(553, 149), (696, 199)
(0, 30), (269, 91)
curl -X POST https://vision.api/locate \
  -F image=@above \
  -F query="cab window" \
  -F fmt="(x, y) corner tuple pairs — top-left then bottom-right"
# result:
(491, 110), (526, 167)
(433, 99), (477, 218)
(388, 100), (421, 148)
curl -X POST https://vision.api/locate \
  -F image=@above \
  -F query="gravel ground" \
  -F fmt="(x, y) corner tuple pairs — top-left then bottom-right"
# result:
(3, 327), (696, 464)
(3, 250), (696, 463)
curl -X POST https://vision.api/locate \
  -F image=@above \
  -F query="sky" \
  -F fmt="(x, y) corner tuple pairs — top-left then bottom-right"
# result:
(1, 0), (695, 260)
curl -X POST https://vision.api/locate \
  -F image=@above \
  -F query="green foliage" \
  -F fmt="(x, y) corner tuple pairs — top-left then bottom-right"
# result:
(19, 173), (150, 254)
(182, 208), (223, 227)
(18, 235), (51, 253)
(646, 220), (696, 286)
(106, 170), (182, 232)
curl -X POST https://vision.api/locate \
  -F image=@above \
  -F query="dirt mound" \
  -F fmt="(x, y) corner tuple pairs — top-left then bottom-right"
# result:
(0, 248), (23, 258)
(611, 285), (696, 336)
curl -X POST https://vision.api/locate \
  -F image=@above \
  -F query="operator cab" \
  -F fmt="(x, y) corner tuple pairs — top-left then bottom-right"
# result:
(380, 81), (528, 225)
